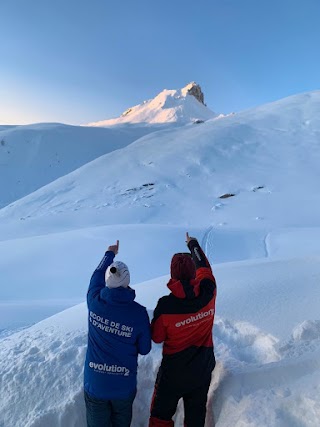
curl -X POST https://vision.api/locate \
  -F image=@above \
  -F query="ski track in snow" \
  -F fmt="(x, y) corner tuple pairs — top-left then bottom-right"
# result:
(201, 226), (215, 263)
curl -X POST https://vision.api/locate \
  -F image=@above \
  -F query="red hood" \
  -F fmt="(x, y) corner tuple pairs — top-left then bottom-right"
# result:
(167, 278), (200, 299)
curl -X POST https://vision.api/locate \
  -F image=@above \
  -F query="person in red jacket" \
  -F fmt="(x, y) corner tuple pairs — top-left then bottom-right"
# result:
(149, 233), (217, 427)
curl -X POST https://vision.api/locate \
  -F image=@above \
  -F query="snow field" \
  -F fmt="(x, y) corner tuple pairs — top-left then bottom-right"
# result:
(1, 304), (320, 426)
(0, 224), (270, 329)
(2, 245), (320, 426)
(0, 122), (164, 209)
(1, 223), (320, 425)
(1, 89), (320, 426)
(2, 91), (320, 236)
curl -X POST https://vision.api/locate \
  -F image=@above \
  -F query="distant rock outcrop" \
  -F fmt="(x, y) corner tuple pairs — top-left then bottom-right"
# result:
(184, 82), (205, 105)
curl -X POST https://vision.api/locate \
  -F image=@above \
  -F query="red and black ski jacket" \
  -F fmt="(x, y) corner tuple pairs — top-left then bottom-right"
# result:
(151, 239), (216, 388)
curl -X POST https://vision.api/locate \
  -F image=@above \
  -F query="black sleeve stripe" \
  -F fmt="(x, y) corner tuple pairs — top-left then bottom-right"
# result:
(188, 240), (208, 269)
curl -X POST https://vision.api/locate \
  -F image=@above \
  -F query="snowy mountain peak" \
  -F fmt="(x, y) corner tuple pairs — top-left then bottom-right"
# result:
(87, 82), (217, 127)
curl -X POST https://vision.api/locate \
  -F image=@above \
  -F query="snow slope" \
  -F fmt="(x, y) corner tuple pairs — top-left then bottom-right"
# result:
(1, 89), (320, 426)
(87, 82), (218, 126)
(1, 90), (320, 239)
(0, 223), (270, 329)
(0, 122), (170, 208)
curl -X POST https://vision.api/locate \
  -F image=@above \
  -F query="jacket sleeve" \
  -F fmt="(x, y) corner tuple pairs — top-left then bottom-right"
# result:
(137, 309), (152, 355)
(87, 251), (115, 304)
(188, 239), (216, 289)
(151, 301), (167, 343)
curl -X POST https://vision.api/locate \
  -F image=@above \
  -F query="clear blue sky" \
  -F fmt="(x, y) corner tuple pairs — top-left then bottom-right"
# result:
(1, 0), (320, 124)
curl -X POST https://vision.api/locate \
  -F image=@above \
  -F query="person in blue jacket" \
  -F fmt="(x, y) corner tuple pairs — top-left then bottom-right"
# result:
(84, 240), (152, 427)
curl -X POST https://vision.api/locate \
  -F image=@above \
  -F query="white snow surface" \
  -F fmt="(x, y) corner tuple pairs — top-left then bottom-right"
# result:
(0, 122), (174, 208)
(87, 82), (217, 127)
(1, 90), (320, 238)
(1, 246), (320, 427)
(1, 89), (320, 426)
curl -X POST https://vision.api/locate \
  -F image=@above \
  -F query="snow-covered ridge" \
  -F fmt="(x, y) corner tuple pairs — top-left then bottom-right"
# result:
(2, 90), (320, 235)
(87, 82), (218, 126)
(0, 82), (217, 208)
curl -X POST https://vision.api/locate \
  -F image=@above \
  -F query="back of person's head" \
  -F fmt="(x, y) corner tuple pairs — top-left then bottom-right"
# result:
(105, 261), (130, 288)
(170, 253), (196, 280)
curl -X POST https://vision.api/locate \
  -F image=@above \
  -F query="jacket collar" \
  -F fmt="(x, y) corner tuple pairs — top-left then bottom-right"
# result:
(167, 278), (200, 299)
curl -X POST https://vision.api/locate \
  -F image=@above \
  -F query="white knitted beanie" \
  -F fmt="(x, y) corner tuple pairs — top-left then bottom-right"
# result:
(105, 261), (130, 288)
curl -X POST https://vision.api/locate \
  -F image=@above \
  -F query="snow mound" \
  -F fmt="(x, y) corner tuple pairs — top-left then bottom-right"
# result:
(87, 82), (218, 126)
(214, 318), (280, 365)
(292, 320), (320, 342)
(0, 304), (87, 427)
(1, 292), (320, 426)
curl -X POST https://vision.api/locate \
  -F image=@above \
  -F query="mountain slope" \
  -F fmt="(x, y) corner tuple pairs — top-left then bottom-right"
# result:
(0, 122), (168, 208)
(1, 90), (320, 237)
(87, 82), (218, 126)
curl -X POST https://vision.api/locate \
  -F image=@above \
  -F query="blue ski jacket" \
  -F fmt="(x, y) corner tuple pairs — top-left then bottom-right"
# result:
(84, 251), (151, 400)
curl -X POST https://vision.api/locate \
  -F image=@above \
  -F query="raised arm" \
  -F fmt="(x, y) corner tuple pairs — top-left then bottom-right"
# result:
(186, 233), (212, 271)
(186, 233), (216, 287)
(87, 240), (119, 303)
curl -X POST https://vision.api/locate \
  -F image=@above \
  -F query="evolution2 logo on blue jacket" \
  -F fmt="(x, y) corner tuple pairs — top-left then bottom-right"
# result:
(84, 251), (151, 400)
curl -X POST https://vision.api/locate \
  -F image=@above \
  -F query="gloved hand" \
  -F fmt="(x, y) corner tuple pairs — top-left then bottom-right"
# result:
(107, 240), (119, 255)
(185, 232), (197, 246)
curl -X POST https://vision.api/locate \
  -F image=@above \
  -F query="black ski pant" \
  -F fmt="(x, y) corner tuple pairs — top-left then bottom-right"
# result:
(149, 374), (211, 427)
(84, 391), (135, 427)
